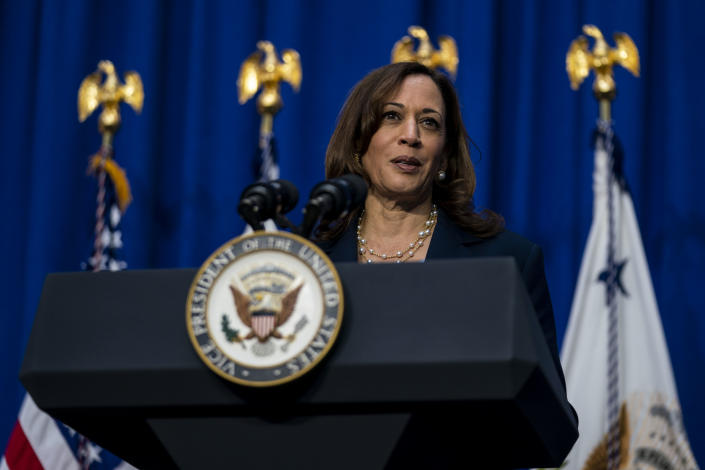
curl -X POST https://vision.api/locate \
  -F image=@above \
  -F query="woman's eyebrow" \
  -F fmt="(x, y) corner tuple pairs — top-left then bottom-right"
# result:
(384, 102), (442, 117)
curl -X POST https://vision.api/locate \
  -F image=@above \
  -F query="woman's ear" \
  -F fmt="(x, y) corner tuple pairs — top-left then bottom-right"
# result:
(440, 154), (448, 173)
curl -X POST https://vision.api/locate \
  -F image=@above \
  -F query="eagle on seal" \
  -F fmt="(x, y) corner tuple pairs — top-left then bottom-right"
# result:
(229, 282), (303, 342)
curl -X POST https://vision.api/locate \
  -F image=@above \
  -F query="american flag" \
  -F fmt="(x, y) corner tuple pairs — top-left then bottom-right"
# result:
(1, 152), (136, 470)
(82, 151), (130, 272)
(1, 396), (134, 470)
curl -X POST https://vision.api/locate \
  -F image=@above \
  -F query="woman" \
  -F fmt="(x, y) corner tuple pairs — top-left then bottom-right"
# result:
(318, 61), (569, 396)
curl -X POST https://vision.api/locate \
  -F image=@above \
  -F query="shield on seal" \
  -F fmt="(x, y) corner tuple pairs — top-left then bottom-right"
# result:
(229, 269), (303, 343)
(251, 311), (276, 340)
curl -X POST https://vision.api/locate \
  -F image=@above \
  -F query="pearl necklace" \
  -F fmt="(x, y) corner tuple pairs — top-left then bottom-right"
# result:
(357, 204), (438, 263)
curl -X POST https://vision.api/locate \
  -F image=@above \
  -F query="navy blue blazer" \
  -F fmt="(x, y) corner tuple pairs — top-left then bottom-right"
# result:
(319, 209), (568, 395)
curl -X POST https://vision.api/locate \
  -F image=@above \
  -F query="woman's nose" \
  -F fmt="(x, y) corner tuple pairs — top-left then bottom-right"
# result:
(398, 118), (420, 147)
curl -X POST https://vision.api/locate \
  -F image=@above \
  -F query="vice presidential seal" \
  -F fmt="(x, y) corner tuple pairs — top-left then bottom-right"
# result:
(186, 232), (343, 387)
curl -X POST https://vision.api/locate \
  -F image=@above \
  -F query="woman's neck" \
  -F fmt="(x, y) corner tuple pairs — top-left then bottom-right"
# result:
(363, 195), (432, 237)
(357, 193), (436, 262)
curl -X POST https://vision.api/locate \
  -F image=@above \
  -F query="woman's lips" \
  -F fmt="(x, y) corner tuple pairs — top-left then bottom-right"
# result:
(391, 156), (421, 172)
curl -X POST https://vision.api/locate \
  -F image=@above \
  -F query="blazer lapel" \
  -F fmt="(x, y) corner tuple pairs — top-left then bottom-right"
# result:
(321, 221), (358, 262)
(427, 209), (483, 259)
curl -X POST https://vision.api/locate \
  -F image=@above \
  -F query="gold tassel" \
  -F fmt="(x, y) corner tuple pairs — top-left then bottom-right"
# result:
(88, 154), (133, 212)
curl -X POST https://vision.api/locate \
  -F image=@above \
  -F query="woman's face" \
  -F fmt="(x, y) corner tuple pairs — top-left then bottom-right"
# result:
(361, 74), (446, 205)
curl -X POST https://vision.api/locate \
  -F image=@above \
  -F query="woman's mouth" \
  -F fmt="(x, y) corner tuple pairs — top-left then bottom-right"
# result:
(391, 156), (421, 172)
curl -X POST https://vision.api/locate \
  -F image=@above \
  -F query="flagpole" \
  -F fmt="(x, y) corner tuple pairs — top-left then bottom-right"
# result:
(564, 25), (700, 470)
(260, 113), (273, 144)
(0, 60), (146, 470)
(599, 99), (611, 123)
(566, 25), (640, 470)
(78, 60), (142, 271)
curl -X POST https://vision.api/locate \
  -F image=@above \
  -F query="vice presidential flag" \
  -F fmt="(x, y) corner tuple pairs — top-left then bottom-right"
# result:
(560, 122), (699, 470)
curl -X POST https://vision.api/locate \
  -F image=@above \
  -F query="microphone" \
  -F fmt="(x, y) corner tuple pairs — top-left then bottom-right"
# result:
(238, 179), (299, 231)
(300, 174), (368, 238)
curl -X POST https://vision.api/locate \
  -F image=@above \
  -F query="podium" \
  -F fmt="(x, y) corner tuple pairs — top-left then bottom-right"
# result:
(20, 258), (577, 469)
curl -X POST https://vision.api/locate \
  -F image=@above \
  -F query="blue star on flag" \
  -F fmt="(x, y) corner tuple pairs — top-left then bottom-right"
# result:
(597, 259), (630, 300)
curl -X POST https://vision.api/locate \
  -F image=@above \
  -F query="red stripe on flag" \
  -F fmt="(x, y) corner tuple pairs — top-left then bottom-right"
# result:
(253, 315), (274, 338)
(4, 421), (44, 470)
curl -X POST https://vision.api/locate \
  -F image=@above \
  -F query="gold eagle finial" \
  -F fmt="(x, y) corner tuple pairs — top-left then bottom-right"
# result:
(78, 60), (144, 138)
(566, 25), (640, 102)
(237, 41), (302, 121)
(391, 26), (458, 79)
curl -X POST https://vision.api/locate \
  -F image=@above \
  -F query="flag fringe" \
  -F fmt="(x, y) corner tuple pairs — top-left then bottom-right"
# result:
(87, 154), (132, 212)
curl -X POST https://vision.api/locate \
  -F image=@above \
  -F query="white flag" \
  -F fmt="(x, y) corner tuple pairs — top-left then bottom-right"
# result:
(560, 125), (698, 470)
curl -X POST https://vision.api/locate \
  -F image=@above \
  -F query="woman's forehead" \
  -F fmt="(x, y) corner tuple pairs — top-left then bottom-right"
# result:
(384, 74), (444, 114)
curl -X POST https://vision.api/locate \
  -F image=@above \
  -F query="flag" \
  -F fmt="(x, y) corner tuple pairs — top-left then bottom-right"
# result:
(254, 130), (279, 182)
(82, 150), (131, 272)
(243, 129), (279, 233)
(560, 122), (699, 470)
(1, 395), (134, 470)
(1, 150), (136, 470)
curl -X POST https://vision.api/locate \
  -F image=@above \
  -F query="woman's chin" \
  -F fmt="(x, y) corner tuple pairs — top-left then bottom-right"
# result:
(373, 184), (432, 205)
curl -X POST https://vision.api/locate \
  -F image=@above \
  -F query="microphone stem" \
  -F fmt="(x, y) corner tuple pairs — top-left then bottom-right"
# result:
(300, 202), (323, 239)
(274, 214), (298, 233)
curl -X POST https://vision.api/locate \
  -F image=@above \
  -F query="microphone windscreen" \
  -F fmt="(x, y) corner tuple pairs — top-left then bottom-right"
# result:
(336, 174), (367, 208)
(270, 179), (299, 213)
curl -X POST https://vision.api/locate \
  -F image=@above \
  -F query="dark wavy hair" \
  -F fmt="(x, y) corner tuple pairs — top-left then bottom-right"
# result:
(318, 62), (504, 240)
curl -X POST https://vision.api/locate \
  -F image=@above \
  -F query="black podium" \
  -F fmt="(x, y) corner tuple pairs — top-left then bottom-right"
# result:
(20, 258), (577, 469)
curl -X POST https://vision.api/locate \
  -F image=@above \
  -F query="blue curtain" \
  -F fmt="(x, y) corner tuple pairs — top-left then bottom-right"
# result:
(2, 0), (703, 463)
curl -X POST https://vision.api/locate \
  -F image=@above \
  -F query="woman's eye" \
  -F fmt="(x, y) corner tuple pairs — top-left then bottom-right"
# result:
(421, 117), (440, 129)
(382, 111), (400, 120)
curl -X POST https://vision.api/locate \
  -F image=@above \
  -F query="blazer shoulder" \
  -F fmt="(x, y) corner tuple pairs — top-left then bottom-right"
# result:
(471, 229), (541, 265)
